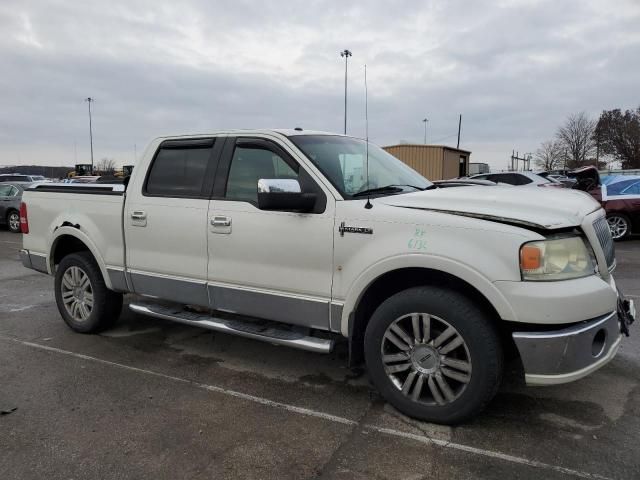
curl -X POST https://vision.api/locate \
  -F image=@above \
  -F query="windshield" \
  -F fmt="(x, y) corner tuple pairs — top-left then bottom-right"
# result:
(289, 135), (432, 198)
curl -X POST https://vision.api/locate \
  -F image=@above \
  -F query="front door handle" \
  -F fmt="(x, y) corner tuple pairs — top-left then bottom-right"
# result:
(131, 210), (147, 227)
(211, 216), (231, 227)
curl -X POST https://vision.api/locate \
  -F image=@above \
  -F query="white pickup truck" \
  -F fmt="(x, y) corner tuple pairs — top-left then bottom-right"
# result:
(19, 130), (635, 424)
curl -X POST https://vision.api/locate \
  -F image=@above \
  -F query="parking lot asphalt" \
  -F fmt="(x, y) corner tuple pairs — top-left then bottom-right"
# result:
(1, 229), (639, 480)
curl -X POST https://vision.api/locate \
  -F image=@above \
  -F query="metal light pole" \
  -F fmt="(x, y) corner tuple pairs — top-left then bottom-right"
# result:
(85, 97), (95, 173)
(340, 49), (352, 134)
(422, 118), (429, 144)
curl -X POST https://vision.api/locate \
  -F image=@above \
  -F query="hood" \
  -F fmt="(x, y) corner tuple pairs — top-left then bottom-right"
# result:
(569, 166), (600, 191)
(380, 185), (601, 229)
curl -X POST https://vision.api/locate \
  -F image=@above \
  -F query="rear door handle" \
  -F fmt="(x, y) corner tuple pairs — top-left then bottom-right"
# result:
(211, 216), (231, 227)
(131, 211), (147, 220)
(210, 215), (232, 234)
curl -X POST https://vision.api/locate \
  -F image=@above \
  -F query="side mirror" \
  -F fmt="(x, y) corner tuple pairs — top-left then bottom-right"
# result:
(257, 179), (316, 212)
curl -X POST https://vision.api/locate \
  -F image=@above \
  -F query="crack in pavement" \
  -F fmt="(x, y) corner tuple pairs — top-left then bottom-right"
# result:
(312, 395), (374, 479)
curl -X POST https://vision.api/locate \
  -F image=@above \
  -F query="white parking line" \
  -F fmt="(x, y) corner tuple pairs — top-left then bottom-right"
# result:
(0, 335), (612, 480)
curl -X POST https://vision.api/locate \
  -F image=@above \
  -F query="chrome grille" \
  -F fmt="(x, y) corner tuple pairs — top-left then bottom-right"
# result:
(592, 216), (615, 268)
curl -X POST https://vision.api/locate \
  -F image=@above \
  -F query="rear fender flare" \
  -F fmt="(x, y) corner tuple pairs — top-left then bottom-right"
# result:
(48, 226), (113, 290)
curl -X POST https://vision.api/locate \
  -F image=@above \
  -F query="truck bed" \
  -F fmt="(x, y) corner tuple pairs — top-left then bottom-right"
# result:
(21, 183), (126, 274)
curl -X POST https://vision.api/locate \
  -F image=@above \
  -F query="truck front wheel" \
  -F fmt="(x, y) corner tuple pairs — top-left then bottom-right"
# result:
(364, 286), (503, 424)
(54, 252), (123, 333)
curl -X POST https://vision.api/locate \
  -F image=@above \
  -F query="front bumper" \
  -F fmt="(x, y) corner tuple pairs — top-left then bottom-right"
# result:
(512, 308), (630, 386)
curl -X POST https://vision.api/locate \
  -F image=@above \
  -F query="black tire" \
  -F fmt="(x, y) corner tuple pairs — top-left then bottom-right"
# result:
(607, 213), (631, 241)
(364, 286), (503, 424)
(54, 252), (123, 333)
(6, 210), (20, 233)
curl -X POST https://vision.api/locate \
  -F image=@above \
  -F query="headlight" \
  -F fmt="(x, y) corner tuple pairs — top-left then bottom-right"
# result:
(520, 235), (597, 281)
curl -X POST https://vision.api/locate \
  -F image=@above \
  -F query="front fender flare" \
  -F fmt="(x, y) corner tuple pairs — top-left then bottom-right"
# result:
(340, 254), (517, 336)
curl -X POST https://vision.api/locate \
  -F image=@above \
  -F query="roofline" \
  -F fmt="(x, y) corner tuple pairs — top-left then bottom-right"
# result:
(382, 144), (472, 154)
(153, 129), (347, 140)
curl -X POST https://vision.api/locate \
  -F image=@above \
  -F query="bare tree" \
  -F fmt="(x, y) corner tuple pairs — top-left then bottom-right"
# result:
(96, 157), (116, 175)
(534, 140), (563, 170)
(556, 112), (596, 167)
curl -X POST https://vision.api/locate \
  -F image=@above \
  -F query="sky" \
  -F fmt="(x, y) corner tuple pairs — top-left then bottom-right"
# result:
(1, 0), (639, 171)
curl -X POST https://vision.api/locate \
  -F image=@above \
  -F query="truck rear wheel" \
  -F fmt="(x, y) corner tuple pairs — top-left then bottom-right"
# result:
(364, 286), (503, 424)
(54, 252), (123, 333)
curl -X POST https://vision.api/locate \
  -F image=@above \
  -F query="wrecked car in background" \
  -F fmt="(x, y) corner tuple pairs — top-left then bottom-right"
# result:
(571, 166), (640, 240)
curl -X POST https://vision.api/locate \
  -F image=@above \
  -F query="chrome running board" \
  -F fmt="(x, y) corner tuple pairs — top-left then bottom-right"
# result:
(129, 301), (334, 354)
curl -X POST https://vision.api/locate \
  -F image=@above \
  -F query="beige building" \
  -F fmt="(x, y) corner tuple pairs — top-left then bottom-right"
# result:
(382, 144), (471, 181)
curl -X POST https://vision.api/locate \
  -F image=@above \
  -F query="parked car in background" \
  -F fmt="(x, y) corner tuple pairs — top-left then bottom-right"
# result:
(95, 175), (125, 184)
(537, 171), (577, 188)
(0, 182), (30, 232)
(601, 177), (640, 240)
(0, 173), (46, 183)
(469, 171), (564, 188)
(63, 176), (101, 183)
(571, 167), (640, 240)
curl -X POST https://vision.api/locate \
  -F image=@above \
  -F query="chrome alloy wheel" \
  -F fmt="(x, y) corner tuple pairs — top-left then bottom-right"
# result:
(61, 266), (94, 322)
(8, 212), (20, 232)
(607, 216), (628, 240)
(381, 313), (472, 405)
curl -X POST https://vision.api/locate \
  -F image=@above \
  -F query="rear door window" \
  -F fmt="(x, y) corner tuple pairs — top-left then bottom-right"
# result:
(609, 179), (640, 196)
(145, 140), (216, 197)
(622, 181), (640, 195)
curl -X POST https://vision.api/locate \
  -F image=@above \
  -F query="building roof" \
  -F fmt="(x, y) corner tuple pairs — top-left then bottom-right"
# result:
(383, 144), (471, 154)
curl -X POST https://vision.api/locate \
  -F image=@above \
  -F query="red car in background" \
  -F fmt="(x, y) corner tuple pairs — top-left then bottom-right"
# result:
(571, 166), (640, 240)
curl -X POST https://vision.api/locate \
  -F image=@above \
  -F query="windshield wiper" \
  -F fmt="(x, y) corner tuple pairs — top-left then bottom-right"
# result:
(352, 186), (403, 197)
(352, 184), (428, 197)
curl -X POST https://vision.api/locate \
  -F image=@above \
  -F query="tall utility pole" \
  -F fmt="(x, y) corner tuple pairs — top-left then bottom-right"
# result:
(422, 118), (429, 144)
(510, 150), (531, 171)
(524, 152), (533, 171)
(456, 114), (462, 149)
(85, 97), (95, 173)
(340, 50), (352, 134)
